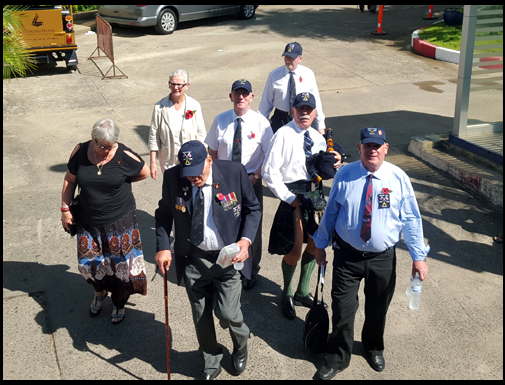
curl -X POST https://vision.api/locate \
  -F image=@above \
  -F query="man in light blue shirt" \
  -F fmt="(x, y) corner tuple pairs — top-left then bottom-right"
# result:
(313, 127), (429, 380)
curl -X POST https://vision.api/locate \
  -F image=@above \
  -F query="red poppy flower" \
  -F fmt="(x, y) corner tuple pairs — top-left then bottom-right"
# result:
(251, 132), (256, 139)
(185, 110), (194, 119)
(381, 188), (391, 194)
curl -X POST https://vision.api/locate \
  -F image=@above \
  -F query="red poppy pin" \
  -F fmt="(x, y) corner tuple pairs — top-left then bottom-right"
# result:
(299, 76), (303, 83)
(185, 110), (196, 119)
(381, 188), (392, 194)
(250, 131), (256, 139)
(216, 193), (224, 201)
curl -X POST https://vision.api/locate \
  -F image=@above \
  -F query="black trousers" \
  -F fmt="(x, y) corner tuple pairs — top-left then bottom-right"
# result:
(324, 242), (396, 370)
(270, 108), (291, 134)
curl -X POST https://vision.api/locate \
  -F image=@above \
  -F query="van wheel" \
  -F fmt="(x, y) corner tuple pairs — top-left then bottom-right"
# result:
(155, 9), (177, 34)
(239, 5), (256, 20)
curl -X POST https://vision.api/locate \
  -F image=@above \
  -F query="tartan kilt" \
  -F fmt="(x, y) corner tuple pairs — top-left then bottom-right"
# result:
(268, 201), (310, 256)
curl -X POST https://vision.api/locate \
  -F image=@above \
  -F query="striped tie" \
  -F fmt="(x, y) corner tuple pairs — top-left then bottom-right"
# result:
(360, 174), (374, 242)
(304, 130), (314, 158)
(190, 187), (204, 246)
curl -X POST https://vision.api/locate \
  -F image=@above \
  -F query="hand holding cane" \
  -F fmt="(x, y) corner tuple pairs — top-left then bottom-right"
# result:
(163, 261), (171, 380)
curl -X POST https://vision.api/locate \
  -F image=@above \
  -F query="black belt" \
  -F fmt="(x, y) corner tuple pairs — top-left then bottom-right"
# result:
(337, 237), (393, 258)
(273, 108), (290, 117)
(286, 180), (314, 194)
(189, 244), (220, 263)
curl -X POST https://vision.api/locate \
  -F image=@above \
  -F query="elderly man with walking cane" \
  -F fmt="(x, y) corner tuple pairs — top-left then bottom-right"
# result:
(155, 140), (261, 380)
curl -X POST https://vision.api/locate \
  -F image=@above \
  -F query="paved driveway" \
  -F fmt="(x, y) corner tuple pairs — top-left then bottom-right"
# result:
(3, 5), (502, 380)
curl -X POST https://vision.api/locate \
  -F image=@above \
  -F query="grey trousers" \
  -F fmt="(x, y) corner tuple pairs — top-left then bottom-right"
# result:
(249, 177), (263, 277)
(183, 246), (250, 373)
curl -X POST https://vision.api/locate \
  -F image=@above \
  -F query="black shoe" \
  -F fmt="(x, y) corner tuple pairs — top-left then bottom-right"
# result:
(366, 352), (385, 372)
(195, 367), (222, 380)
(232, 345), (248, 375)
(242, 276), (258, 290)
(293, 293), (328, 309)
(317, 365), (342, 380)
(281, 294), (296, 320)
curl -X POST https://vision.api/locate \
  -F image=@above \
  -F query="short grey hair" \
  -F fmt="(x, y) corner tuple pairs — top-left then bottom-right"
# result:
(91, 118), (120, 144)
(169, 69), (189, 84)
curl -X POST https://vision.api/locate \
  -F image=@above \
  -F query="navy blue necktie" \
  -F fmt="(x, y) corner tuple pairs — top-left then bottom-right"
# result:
(360, 174), (374, 242)
(304, 130), (314, 158)
(191, 187), (204, 246)
(288, 71), (296, 118)
(232, 117), (242, 163)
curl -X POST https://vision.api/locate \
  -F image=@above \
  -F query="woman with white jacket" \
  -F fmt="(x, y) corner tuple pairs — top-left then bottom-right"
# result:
(148, 69), (206, 180)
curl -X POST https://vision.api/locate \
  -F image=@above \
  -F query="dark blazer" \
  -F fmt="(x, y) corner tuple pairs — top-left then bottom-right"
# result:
(155, 159), (261, 285)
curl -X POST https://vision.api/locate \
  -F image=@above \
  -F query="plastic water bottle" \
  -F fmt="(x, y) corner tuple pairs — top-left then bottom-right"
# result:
(406, 275), (413, 297)
(408, 272), (422, 310)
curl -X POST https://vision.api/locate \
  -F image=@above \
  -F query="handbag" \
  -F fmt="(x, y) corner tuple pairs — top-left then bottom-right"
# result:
(302, 185), (327, 212)
(298, 183), (327, 235)
(65, 192), (80, 237)
(303, 265), (329, 355)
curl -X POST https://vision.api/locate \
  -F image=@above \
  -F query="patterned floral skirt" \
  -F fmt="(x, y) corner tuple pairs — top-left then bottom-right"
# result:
(77, 210), (147, 309)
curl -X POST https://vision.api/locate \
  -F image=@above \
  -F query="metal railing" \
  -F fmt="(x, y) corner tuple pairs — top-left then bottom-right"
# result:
(87, 15), (128, 79)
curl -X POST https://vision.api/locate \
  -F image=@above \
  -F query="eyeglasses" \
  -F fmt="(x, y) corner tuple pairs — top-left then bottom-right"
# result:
(232, 90), (251, 97)
(94, 139), (116, 150)
(169, 82), (188, 88)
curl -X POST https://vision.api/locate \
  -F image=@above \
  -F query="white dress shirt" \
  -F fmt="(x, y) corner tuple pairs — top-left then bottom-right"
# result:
(205, 109), (273, 174)
(262, 120), (326, 204)
(258, 64), (326, 130)
(192, 168), (225, 251)
(192, 167), (252, 251)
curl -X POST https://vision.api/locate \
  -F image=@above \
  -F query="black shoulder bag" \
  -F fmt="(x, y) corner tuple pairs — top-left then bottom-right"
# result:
(65, 187), (80, 237)
(303, 264), (329, 355)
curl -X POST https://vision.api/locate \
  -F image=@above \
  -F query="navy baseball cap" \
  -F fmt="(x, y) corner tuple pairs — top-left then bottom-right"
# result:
(231, 79), (252, 93)
(282, 42), (303, 58)
(178, 141), (208, 178)
(360, 127), (386, 145)
(293, 92), (316, 109)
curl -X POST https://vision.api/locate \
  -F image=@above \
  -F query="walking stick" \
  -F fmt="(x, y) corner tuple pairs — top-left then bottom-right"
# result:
(163, 261), (171, 380)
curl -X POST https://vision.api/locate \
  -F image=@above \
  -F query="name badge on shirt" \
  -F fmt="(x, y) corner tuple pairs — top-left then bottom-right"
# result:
(378, 188), (392, 209)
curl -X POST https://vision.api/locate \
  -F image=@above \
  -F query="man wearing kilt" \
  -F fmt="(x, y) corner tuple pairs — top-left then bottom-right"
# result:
(262, 93), (341, 320)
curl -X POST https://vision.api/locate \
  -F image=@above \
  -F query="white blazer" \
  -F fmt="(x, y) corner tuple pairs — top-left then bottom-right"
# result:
(148, 94), (206, 170)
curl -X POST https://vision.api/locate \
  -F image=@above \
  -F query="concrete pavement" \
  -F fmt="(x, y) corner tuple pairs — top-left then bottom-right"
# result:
(3, 5), (502, 380)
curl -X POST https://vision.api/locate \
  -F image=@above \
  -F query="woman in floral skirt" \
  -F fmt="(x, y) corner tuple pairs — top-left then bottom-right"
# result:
(61, 118), (150, 324)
